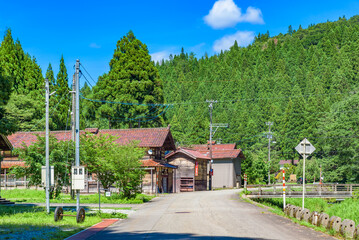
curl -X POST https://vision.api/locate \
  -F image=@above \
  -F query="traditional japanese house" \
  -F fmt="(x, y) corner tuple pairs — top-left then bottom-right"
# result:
(166, 148), (209, 192)
(5, 126), (177, 193)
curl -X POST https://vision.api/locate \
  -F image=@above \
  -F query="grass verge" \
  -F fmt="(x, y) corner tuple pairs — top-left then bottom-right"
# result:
(2, 189), (155, 204)
(239, 193), (344, 239)
(0, 205), (127, 240)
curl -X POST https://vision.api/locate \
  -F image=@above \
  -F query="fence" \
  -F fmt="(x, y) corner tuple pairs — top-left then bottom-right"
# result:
(246, 184), (359, 198)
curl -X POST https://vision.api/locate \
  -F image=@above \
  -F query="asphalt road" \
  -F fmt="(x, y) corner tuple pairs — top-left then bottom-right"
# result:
(88, 189), (336, 240)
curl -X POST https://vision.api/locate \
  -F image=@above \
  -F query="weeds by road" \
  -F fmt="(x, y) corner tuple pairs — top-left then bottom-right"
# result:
(0, 205), (126, 239)
(2, 189), (155, 204)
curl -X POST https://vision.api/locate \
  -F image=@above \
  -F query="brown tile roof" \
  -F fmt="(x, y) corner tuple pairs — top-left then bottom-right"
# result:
(1, 161), (26, 169)
(166, 148), (210, 160)
(7, 127), (176, 150)
(7, 131), (72, 149)
(141, 159), (177, 169)
(99, 128), (175, 150)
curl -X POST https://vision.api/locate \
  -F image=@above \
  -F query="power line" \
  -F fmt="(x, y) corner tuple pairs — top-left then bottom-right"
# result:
(79, 63), (97, 86)
(80, 94), (171, 107)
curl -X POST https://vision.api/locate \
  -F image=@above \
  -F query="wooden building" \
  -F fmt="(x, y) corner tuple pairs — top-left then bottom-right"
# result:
(5, 126), (177, 193)
(166, 148), (209, 192)
(191, 143), (245, 189)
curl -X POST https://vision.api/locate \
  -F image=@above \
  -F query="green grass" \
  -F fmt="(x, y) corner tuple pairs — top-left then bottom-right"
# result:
(2, 189), (155, 204)
(0, 205), (127, 240)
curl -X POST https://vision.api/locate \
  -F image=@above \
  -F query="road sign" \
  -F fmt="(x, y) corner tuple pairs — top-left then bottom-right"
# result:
(295, 138), (315, 210)
(295, 138), (315, 156)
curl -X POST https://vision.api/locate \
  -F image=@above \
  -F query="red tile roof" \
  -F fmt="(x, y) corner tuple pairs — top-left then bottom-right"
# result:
(141, 159), (177, 168)
(191, 143), (237, 151)
(1, 161), (26, 169)
(279, 160), (299, 165)
(7, 127), (176, 150)
(188, 143), (243, 159)
(166, 148), (210, 160)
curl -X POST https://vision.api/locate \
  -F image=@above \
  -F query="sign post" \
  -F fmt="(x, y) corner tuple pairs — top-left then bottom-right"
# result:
(282, 169), (285, 210)
(295, 138), (315, 210)
(244, 174), (247, 191)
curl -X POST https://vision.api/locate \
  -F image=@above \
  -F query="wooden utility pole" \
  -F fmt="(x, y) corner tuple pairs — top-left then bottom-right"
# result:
(206, 100), (217, 190)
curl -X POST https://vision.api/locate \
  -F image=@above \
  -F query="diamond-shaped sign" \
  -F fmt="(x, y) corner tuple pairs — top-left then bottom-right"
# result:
(295, 138), (315, 156)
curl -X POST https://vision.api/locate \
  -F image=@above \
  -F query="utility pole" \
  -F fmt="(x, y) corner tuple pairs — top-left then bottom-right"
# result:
(75, 59), (80, 212)
(71, 74), (76, 142)
(266, 122), (273, 185)
(206, 100), (217, 190)
(45, 78), (50, 214)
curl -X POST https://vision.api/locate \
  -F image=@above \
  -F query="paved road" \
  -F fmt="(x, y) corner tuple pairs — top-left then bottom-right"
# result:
(89, 190), (336, 240)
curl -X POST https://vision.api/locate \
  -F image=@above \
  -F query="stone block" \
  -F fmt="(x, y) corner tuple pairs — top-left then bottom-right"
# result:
(329, 216), (341, 232)
(309, 211), (319, 226)
(296, 208), (303, 220)
(319, 213), (330, 228)
(355, 224), (359, 239)
(301, 208), (311, 222)
(340, 219), (355, 239)
(290, 206), (298, 218)
(284, 204), (292, 215)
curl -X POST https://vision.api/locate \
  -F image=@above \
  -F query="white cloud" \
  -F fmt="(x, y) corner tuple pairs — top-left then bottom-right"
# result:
(204, 0), (264, 29)
(151, 51), (170, 63)
(89, 43), (101, 49)
(213, 31), (255, 52)
(204, 0), (241, 29)
(240, 6), (264, 24)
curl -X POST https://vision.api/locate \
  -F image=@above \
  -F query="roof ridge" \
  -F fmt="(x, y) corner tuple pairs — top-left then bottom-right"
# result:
(100, 127), (168, 131)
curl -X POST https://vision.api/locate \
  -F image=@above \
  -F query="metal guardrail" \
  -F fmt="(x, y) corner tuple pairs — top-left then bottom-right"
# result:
(246, 184), (359, 198)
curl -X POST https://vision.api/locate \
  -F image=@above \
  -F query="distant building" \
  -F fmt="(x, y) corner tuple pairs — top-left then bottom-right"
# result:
(279, 160), (299, 169)
(168, 142), (244, 189)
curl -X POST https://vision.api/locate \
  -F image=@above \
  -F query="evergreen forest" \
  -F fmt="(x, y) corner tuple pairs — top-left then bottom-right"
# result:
(1, 16), (359, 184)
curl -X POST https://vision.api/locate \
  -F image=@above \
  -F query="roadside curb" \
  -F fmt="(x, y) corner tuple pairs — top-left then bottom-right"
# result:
(64, 219), (119, 240)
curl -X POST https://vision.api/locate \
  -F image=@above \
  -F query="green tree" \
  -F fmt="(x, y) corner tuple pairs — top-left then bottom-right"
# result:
(93, 30), (163, 128)
(0, 66), (15, 135)
(5, 93), (43, 131)
(81, 132), (145, 198)
(11, 135), (75, 198)
(46, 63), (56, 86)
(52, 55), (70, 130)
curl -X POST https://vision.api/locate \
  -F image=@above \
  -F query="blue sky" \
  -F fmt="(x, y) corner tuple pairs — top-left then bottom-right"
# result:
(0, 0), (358, 82)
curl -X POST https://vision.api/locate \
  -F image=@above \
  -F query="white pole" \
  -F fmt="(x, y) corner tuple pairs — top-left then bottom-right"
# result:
(75, 59), (80, 212)
(302, 142), (306, 209)
(283, 169), (286, 211)
(45, 78), (50, 214)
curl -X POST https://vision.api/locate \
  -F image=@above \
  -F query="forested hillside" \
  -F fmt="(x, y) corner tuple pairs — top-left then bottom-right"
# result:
(157, 15), (359, 183)
(1, 16), (359, 183)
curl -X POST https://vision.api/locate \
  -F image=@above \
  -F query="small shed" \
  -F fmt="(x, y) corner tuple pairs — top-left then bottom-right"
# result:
(166, 148), (209, 192)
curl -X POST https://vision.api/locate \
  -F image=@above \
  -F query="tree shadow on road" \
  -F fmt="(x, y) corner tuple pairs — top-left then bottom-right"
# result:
(88, 230), (269, 240)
